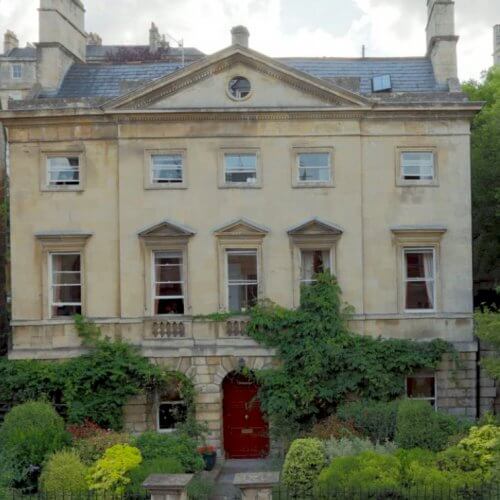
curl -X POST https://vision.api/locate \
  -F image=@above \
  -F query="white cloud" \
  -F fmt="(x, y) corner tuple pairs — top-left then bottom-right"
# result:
(0, 0), (498, 80)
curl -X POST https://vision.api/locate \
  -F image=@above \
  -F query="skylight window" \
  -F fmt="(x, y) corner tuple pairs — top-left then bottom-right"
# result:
(372, 75), (392, 93)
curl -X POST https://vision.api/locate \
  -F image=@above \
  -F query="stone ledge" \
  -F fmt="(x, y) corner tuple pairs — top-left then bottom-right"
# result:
(234, 471), (280, 488)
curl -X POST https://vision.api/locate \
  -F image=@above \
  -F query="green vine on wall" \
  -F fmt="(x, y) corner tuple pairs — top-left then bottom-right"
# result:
(0, 316), (196, 431)
(245, 273), (450, 439)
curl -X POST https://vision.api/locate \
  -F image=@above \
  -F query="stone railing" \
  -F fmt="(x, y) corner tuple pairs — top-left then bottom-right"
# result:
(225, 317), (250, 337)
(149, 319), (186, 339)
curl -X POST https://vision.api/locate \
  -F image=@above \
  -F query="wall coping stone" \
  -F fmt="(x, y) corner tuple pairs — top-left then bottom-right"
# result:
(234, 471), (280, 488)
(143, 473), (193, 492)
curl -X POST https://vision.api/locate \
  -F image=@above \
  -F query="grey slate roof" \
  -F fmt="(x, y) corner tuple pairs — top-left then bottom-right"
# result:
(53, 54), (446, 100)
(3, 47), (36, 59)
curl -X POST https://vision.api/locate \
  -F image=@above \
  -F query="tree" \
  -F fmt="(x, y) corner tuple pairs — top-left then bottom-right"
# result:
(462, 69), (500, 295)
(475, 304), (500, 380)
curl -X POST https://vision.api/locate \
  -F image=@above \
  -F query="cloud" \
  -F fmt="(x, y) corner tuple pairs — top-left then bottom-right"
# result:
(0, 0), (498, 80)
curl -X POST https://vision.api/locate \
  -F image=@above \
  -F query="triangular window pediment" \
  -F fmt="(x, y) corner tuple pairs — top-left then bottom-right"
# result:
(287, 218), (343, 237)
(139, 219), (196, 239)
(214, 218), (269, 237)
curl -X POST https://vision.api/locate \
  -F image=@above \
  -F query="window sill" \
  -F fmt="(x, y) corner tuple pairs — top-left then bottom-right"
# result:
(41, 186), (84, 193)
(396, 181), (439, 188)
(145, 184), (188, 190)
(219, 183), (262, 189)
(292, 183), (335, 189)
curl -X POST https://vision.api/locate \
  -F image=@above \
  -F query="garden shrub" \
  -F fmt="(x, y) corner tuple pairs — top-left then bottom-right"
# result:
(282, 438), (326, 497)
(324, 436), (397, 463)
(395, 399), (469, 452)
(336, 400), (400, 442)
(127, 457), (184, 495)
(87, 444), (142, 495)
(316, 450), (401, 496)
(134, 431), (204, 473)
(39, 450), (89, 495)
(309, 415), (361, 440)
(0, 401), (71, 491)
(186, 474), (216, 499)
(74, 430), (131, 465)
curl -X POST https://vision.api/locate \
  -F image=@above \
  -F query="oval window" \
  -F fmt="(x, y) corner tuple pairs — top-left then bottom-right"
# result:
(228, 76), (251, 100)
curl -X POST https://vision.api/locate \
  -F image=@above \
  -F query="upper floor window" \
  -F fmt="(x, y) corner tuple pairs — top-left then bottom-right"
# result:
(151, 154), (183, 184)
(404, 248), (435, 311)
(11, 64), (22, 79)
(398, 149), (437, 186)
(153, 251), (185, 315)
(47, 156), (80, 187)
(224, 153), (257, 185)
(298, 152), (331, 183)
(227, 250), (258, 313)
(50, 253), (82, 318)
(300, 250), (330, 286)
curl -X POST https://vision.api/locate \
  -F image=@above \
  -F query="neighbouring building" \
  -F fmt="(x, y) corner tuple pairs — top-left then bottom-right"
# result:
(494, 25), (500, 66)
(0, 0), (495, 457)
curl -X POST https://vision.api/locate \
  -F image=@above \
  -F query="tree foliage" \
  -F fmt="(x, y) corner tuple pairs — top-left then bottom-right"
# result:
(462, 68), (500, 289)
(246, 274), (449, 439)
(475, 306), (500, 379)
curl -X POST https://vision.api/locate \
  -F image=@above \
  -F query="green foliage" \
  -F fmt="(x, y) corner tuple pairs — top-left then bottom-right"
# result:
(0, 402), (71, 492)
(134, 431), (204, 473)
(395, 399), (471, 452)
(308, 414), (361, 440)
(127, 457), (184, 495)
(323, 436), (397, 463)
(74, 431), (132, 465)
(317, 450), (401, 496)
(39, 450), (89, 495)
(462, 68), (500, 287)
(246, 273), (449, 438)
(87, 444), (142, 495)
(282, 438), (326, 497)
(336, 400), (400, 442)
(475, 307), (500, 379)
(0, 316), (196, 431)
(187, 474), (216, 500)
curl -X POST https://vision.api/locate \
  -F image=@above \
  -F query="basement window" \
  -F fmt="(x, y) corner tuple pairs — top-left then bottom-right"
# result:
(406, 375), (436, 408)
(157, 388), (188, 432)
(372, 74), (392, 92)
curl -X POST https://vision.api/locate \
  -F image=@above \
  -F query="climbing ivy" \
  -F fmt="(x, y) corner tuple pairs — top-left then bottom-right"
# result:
(246, 273), (450, 440)
(0, 316), (196, 431)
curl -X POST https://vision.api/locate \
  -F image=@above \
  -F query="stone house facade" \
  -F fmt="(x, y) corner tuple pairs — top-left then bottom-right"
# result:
(0, 0), (496, 456)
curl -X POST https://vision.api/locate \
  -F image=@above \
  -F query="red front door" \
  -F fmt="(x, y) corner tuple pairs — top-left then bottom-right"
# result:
(223, 372), (270, 459)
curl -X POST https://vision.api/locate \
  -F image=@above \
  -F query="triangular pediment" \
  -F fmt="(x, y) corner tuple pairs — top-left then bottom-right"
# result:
(104, 46), (372, 111)
(287, 218), (344, 236)
(214, 218), (269, 237)
(138, 219), (196, 238)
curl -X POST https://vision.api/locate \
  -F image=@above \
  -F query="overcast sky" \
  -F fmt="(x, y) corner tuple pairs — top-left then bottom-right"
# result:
(1, 0), (499, 81)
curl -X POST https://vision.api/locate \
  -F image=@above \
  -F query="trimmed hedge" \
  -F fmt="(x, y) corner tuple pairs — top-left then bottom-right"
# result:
(39, 450), (88, 495)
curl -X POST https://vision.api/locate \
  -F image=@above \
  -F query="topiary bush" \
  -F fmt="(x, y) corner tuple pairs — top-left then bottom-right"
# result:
(74, 430), (132, 465)
(336, 400), (400, 442)
(282, 438), (326, 498)
(316, 450), (401, 496)
(395, 400), (470, 452)
(87, 444), (142, 495)
(0, 401), (71, 492)
(127, 457), (184, 495)
(324, 436), (397, 463)
(39, 450), (89, 495)
(134, 431), (204, 473)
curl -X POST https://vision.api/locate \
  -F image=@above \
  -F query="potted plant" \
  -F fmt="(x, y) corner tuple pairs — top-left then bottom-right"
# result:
(197, 445), (217, 471)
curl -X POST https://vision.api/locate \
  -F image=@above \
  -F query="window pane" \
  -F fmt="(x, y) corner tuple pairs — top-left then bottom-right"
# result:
(155, 282), (183, 297)
(228, 252), (257, 282)
(298, 167), (330, 182)
(224, 154), (257, 183)
(53, 254), (80, 272)
(406, 281), (434, 309)
(298, 153), (329, 168)
(155, 298), (184, 315)
(155, 265), (182, 282)
(155, 252), (182, 265)
(407, 377), (435, 398)
(53, 285), (81, 303)
(52, 304), (81, 317)
(228, 284), (258, 312)
(402, 152), (434, 180)
(152, 154), (183, 183)
(52, 272), (81, 285)
(406, 252), (433, 279)
(301, 250), (330, 281)
(158, 402), (187, 430)
(48, 157), (80, 185)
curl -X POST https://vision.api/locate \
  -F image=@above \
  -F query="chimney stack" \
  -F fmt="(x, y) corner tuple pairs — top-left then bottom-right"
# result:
(87, 32), (102, 46)
(426, 0), (459, 89)
(494, 25), (500, 66)
(150, 22), (161, 53)
(3, 30), (19, 55)
(37, 0), (86, 92)
(231, 26), (249, 48)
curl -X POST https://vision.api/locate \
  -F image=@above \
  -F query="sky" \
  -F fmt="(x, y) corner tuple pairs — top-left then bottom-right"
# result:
(0, 0), (499, 81)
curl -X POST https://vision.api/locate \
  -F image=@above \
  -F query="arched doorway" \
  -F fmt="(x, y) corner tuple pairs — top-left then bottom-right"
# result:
(222, 372), (270, 458)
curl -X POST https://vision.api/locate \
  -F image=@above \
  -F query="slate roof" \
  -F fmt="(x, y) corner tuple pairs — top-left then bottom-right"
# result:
(3, 47), (36, 59)
(53, 54), (446, 100)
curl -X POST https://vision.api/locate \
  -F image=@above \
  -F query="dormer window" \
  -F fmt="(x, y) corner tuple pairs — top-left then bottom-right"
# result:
(372, 75), (392, 92)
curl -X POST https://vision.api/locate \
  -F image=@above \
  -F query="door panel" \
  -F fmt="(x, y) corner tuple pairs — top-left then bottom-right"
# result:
(223, 373), (270, 458)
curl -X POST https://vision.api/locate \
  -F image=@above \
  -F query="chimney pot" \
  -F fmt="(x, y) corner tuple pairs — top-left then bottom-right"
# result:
(231, 25), (249, 48)
(4, 30), (19, 55)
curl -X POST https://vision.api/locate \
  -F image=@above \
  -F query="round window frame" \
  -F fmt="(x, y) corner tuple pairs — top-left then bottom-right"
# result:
(226, 75), (253, 102)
